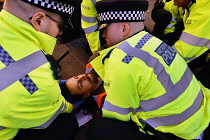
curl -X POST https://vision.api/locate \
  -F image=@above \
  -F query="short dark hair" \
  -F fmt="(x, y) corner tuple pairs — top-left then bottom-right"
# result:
(60, 81), (84, 103)
(60, 82), (101, 116)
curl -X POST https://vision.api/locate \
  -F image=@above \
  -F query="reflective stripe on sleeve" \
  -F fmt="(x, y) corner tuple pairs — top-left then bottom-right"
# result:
(91, 0), (97, 6)
(177, 32), (210, 61)
(83, 24), (98, 34)
(0, 50), (48, 91)
(167, 17), (176, 28)
(145, 90), (203, 128)
(180, 32), (210, 48)
(167, 23), (174, 28)
(82, 15), (96, 23)
(103, 100), (139, 115)
(30, 102), (66, 129)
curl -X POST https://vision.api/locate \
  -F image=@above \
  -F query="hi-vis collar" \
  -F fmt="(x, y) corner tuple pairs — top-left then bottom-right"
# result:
(187, 0), (196, 12)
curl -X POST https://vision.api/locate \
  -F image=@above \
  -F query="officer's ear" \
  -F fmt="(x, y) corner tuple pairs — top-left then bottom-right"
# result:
(30, 12), (46, 31)
(122, 23), (130, 37)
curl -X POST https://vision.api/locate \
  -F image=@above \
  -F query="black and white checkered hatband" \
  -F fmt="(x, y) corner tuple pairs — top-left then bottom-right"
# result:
(21, 0), (75, 16)
(98, 10), (146, 23)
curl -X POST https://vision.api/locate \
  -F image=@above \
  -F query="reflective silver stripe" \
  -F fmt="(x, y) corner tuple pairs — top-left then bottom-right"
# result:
(171, 17), (176, 21)
(166, 17), (176, 28)
(117, 41), (194, 112)
(85, 68), (93, 73)
(145, 90), (203, 128)
(31, 102), (66, 128)
(82, 15), (97, 23)
(83, 24), (98, 34)
(167, 23), (174, 28)
(172, 44), (197, 62)
(177, 32), (210, 61)
(139, 66), (192, 111)
(91, 0), (96, 6)
(195, 131), (204, 140)
(61, 102), (67, 112)
(180, 32), (210, 48)
(185, 56), (197, 62)
(103, 100), (139, 115)
(0, 51), (48, 91)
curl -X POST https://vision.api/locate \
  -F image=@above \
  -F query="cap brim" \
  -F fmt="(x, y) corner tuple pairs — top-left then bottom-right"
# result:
(95, 23), (110, 31)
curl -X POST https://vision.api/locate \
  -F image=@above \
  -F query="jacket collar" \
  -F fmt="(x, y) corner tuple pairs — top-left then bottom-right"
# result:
(0, 10), (56, 54)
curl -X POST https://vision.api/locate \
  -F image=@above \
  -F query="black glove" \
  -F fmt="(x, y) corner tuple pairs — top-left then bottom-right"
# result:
(153, 0), (165, 11)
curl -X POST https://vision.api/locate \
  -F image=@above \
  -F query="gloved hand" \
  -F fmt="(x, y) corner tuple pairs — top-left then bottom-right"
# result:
(153, 0), (164, 10)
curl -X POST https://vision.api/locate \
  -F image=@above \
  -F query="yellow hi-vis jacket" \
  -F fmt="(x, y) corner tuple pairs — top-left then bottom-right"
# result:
(172, 0), (210, 63)
(91, 31), (210, 139)
(163, 0), (184, 34)
(0, 10), (73, 140)
(81, 0), (102, 54)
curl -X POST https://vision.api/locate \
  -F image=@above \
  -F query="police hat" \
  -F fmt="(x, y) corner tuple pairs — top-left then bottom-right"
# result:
(21, 0), (82, 44)
(21, 0), (80, 28)
(95, 0), (148, 30)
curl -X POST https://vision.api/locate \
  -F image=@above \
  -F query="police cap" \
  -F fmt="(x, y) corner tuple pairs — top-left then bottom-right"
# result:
(95, 0), (148, 31)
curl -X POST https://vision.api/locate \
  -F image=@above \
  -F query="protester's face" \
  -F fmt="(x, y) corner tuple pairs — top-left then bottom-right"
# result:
(66, 73), (99, 98)
(102, 23), (124, 47)
(174, 0), (191, 9)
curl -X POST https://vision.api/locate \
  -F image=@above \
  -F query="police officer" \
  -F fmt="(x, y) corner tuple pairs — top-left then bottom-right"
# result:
(81, 0), (107, 55)
(151, 0), (185, 46)
(81, 0), (210, 139)
(172, 0), (210, 63)
(0, 0), (81, 139)
(171, 0), (210, 89)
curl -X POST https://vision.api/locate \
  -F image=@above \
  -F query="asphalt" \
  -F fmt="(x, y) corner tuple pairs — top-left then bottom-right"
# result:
(52, 0), (156, 80)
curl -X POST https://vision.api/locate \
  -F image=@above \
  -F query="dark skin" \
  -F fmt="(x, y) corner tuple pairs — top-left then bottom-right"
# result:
(173, 0), (191, 9)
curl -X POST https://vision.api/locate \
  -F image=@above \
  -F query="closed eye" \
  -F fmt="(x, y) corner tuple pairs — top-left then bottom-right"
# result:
(78, 80), (83, 89)
(85, 74), (92, 82)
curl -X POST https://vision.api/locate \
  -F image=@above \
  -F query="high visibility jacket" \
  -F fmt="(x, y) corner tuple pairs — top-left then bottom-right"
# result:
(91, 31), (210, 139)
(0, 10), (73, 139)
(81, 0), (102, 54)
(163, 0), (184, 34)
(172, 0), (210, 63)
